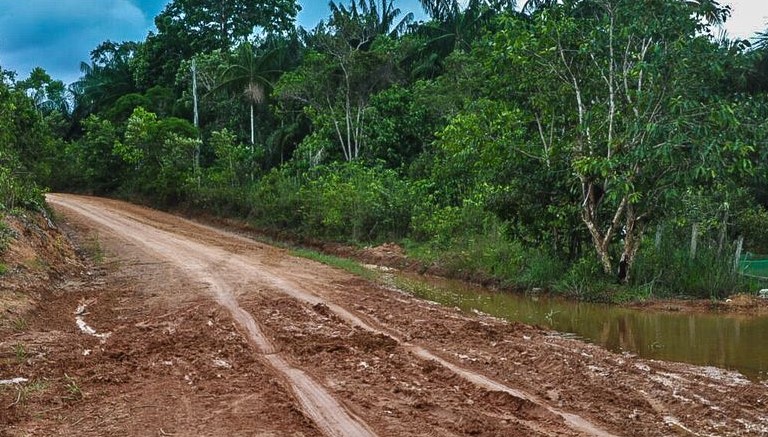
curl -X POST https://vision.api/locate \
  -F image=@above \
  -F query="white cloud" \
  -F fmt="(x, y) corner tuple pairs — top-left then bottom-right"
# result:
(723, 0), (768, 39)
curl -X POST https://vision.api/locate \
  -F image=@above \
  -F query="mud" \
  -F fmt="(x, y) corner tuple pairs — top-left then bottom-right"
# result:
(1, 194), (767, 436)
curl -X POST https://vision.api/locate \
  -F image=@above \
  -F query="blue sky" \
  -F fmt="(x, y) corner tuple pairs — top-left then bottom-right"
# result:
(0, 0), (765, 85)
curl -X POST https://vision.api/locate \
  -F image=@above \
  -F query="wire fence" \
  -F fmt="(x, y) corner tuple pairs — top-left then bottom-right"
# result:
(739, 254), (768, 279)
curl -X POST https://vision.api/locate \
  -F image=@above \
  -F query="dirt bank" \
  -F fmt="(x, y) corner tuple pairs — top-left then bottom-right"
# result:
(1, 194), (767, 436)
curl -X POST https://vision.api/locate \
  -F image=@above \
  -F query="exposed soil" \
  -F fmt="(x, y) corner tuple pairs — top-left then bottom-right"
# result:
(1, 194), (767, 436)
(628, 293), (768, 316)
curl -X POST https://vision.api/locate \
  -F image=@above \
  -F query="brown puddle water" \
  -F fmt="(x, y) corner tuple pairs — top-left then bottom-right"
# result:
(394, 274), (768, 382)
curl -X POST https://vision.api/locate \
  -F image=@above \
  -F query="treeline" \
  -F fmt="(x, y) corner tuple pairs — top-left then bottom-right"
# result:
(8, 0), (768, 300)
(0, 69), (53, 212)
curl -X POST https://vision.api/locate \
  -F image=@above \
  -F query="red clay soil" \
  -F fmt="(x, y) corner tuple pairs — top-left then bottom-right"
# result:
(1, 193), (767, 436)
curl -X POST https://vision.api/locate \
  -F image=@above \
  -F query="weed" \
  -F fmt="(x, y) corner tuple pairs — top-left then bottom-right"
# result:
(11, 317), (28, 332)
(25, 256), (48, 271)
(289, 248), (379, 281)
(13, 343), (27, 363)
(9, 379), (48, 407)
(0, 263), (7, 276)
(544, 309), (560, 325)
(0, 218), (16, 254)
(82, 233), (104, 263)
(63, 374), (83, 401)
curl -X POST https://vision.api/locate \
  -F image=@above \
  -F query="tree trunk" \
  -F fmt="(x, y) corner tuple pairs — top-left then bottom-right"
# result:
(583, 212), (613, 274)
(617, 212), (642, 284)
(250, 104), (255, 147)
(581, 185), (627, 276)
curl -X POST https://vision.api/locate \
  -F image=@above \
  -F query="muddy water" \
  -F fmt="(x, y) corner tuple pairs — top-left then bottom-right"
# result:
(395, 274), (768, 381)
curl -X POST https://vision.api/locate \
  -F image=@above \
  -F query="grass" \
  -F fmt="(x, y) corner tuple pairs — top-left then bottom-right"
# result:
(289, 247), (379, 281)
(8, 379), (49, 407)
(10, 317), (28, 332)
(62, 374), (83, 401)
(82, 232), (105, 263)
(13, 343), (27, 363)
(0, 263), (7, 276)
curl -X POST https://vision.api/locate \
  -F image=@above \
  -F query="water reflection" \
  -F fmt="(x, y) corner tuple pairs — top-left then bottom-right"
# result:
(396, 274), (768, 381)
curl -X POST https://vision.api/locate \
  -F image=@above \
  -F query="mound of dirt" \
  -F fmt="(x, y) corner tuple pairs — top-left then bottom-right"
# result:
(629, 293), (768, 315)
(0, 211), (85, 316)
(358, 243), (408, 268)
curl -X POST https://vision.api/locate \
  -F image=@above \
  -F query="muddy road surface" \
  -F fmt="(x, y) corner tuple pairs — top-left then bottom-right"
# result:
(2, 194), (767, 436)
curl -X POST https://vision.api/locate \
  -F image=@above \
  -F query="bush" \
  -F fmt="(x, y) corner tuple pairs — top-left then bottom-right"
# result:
(0, 167), (45, 212)
(555, 255), (614, 301)
(248, 168), (305, 230)
(297, 162), (413, 242)
(631, 232), (744, 299)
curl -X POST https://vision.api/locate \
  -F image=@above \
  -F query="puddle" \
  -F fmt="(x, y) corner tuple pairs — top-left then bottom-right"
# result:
(393, 273), (768, 381)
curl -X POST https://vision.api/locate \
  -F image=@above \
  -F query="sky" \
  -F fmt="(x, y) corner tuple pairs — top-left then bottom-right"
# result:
(0, 0), (766, 85)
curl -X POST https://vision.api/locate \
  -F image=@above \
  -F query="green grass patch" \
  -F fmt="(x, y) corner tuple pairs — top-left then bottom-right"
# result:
(82, 232), (105, 263)
(289, 247), (379, 281)
(10, 316), (28, 332)
(0, 263), (7, 276)
(0, 219), (15, 254)
(7, 379), (49, 407)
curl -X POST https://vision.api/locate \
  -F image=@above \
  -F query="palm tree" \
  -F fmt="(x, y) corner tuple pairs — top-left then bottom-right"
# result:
(215, 41), (282, 146)
(410, 0), (511, 78)
(329, 0), (415, 48)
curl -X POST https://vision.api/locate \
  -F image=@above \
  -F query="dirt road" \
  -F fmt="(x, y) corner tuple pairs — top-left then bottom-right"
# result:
(2, 194), (767, 436)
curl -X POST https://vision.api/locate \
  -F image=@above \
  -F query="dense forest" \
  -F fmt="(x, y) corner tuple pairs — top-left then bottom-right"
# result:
(3, 0), (768, 301)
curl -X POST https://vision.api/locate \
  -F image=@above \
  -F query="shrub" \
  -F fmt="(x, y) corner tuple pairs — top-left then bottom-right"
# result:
(298, 162), (413, 242)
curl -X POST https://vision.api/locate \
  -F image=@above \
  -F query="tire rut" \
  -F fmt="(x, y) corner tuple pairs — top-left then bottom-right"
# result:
(48, 194), (376, 437)
(49, 194), (614, 436)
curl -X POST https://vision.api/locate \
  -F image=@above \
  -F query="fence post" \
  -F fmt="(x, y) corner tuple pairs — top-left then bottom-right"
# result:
(717, 209), (729, 257)
(690, 223), (699, 259)
(733, 236), (744, 273)
(655, 225), (663, 249)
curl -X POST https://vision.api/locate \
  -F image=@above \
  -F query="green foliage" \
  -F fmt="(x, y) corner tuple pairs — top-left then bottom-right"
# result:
(555, 256), (615, 302)
(112, 107), (199, 203)
(735, 206), (768, 253)
(0, 218), (16, 254)
(290, 247), (378, 281)
(631, 237), (744, 299)
(298, 162), (413, 241)
(248, 168), (304, 229)
(9, 0), (768, 303)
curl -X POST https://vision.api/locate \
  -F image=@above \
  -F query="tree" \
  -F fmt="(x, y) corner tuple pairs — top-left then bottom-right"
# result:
(277, 11), (405, 162)
(156, 0), (299, 52)
(410, 0), (511, 78)
(214, 41), (282, 146)
(484, 0), (751, 282)
(73, 41), (140, 120)
(329, 0), (414, 44)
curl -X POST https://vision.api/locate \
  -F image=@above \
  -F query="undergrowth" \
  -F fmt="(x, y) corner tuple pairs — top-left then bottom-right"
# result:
(289, 248), (379, 281)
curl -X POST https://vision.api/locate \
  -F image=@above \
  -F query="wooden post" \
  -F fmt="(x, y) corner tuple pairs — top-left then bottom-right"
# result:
(733, 236), (744, 273)
(717, 209), (729, 257)
(690, 223), (699, 259)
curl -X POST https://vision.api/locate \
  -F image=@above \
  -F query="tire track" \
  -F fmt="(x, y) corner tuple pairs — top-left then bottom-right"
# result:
(49, 194), (615, 436)
(48, 194), (376, 437)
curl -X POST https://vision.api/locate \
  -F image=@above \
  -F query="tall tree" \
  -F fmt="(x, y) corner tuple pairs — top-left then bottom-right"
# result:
(156, 0), (299, 52)
(483, 0), (751, 281)
(214, 41), (283, 146)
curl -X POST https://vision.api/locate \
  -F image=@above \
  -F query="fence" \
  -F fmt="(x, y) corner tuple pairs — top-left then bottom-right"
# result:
(739, 254), (768, 279)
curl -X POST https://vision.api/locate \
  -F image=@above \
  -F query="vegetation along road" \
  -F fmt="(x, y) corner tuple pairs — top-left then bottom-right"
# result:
(1, 194), (765, 436)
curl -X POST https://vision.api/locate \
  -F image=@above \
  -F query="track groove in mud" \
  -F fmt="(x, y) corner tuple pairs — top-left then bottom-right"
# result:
(49, 194), (613, 436)
(40, 194), (768, 437)
(48, 195), (376, 437)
